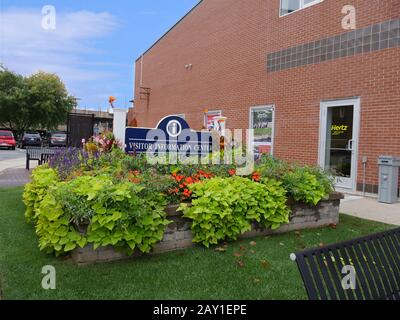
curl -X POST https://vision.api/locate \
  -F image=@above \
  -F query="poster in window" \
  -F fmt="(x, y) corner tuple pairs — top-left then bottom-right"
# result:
(252, 108), (273, 144)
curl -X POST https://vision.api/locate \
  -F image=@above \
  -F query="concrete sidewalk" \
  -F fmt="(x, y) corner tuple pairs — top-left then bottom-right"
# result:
(0, 156), (38, 173)
(0, 150), (36, 187)
(0, 168), (32, 187)
(0, 157), (27, 172)
(340, 194), (400, 226)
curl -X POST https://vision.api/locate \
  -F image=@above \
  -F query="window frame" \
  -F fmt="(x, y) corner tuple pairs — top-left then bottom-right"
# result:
(249, 105), (275, 156)
(279, 0), (323, 17)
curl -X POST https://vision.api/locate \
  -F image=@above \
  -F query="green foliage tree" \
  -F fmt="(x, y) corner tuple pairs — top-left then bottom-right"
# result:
(0, 66), (76, 135)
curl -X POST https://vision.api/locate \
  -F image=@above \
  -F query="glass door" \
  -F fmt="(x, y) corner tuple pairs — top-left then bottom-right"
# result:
(320, 99), (360, 190)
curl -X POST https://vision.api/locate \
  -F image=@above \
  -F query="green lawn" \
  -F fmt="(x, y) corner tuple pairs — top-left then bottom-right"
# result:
(0, 187), (395, 300)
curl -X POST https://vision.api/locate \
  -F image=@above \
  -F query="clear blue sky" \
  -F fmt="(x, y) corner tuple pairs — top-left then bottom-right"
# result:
(0, 0), (200, 110)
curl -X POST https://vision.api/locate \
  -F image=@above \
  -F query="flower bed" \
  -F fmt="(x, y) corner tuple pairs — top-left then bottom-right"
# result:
(72, 193), (343, 265)
(23, 131), (340, 261)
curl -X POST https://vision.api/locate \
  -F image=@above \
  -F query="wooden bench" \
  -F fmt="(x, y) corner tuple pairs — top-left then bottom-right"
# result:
(26, 147), (56, 170)
(291, 227), (400, 300)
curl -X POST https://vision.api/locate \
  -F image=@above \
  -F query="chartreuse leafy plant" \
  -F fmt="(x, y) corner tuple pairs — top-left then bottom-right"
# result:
(178, 176), (289, 247)
(23, 166), (59, 223)
(24, 173), (170, 256)
(282, 167), (332, 205)
(259, 178), (291, 229)
(80, 176), (169, 253)
(35, 188), (87, 255)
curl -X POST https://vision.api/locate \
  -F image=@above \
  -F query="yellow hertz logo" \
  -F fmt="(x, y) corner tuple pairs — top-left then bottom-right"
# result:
(331, 125), (348, 136)
(331, 125), (348, 131)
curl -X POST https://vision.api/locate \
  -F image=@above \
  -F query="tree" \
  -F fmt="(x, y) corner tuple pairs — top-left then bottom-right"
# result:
(0, 66), (76, 135)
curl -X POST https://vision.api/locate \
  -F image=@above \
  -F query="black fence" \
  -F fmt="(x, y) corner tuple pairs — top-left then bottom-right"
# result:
(67, 113), (95, 148)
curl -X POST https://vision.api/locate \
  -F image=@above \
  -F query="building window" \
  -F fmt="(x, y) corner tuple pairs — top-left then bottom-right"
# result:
(280, 0), (323, 16)
(249, 106), (275, 156)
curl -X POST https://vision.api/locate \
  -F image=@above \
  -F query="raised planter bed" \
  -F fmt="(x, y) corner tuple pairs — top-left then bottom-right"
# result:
(71, 192), (344, 265)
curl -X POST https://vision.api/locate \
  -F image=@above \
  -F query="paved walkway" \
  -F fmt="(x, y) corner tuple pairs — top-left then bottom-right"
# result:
(340, 194), (400, 226)
(0, 149), (38, 187)
(0, 168), (32, 187)
(0, 149), (27, 172)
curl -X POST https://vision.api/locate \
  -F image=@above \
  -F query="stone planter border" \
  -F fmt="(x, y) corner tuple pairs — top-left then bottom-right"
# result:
(71, 192), (344, 265)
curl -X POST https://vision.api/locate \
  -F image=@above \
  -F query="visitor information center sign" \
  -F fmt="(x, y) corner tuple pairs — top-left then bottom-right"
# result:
(125, 116), (213, 155)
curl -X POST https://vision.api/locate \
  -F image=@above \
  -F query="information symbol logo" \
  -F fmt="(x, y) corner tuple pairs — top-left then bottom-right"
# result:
(166, 120), (182, 137)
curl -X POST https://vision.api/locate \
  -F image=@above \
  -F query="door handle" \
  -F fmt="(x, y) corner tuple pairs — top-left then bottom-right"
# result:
(347, 139), (354, 151)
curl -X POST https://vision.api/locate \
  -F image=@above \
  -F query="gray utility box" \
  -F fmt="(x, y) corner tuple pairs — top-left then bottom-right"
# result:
(378, 156), (400, 204)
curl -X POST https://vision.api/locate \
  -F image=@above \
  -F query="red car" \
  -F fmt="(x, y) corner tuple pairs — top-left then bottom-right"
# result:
(0, 130), (16, 150)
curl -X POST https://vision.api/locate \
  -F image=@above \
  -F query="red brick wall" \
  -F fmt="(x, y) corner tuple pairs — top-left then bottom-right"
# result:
(132, 0), (400, 191)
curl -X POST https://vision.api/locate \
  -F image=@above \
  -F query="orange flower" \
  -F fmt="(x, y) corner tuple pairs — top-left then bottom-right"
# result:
(183, 189), (192, 198)
(228, 169), (236, 176)
(186, 177), (193, 184)
(252, 171), (261, 182)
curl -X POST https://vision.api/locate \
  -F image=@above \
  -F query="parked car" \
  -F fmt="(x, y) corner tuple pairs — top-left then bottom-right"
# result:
(46, 132), (67, 147)
(0, 130), (16, 150)
(20, 131), (42, 148)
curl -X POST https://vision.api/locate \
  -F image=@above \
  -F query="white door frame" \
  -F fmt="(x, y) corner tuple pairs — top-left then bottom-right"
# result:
(249, 105), (275, 156)
(318, 98), (361, 190)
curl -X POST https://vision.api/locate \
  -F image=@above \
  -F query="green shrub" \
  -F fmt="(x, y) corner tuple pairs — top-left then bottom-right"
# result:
(256, 155), (334, 206)
(23, 166), (59, 223)
(25, 174), (170, 256)
(35, 188), (87, 255)
(259, 178), (291, 229)
(82, 176), (170, 254)
(282, 167), (333, 205)
(303, 166), (335, 195)
(179, 176), (289, 247)
(255, 155), (291, 180)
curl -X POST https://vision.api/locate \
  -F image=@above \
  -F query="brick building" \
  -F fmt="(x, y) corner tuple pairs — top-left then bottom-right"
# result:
(130, 0), (400, 194)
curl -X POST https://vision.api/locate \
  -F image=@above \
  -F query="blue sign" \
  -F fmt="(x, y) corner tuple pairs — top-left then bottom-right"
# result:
(125, 116), (213, 155)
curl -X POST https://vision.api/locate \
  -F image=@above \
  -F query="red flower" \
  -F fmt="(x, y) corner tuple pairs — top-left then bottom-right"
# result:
(228, 169), (236, 176)
(183, 189), (192, 198)
(186, 177), (193, 184)
(252, 171), (261, 182)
